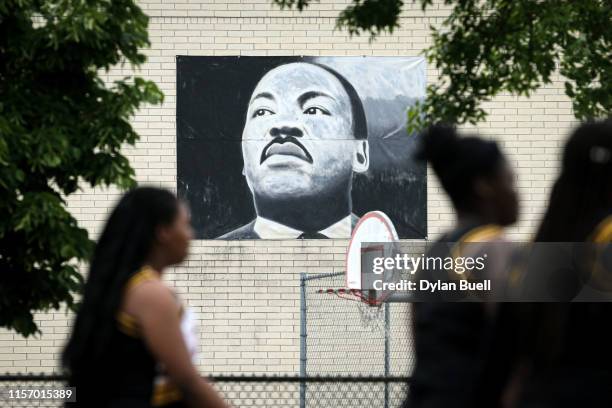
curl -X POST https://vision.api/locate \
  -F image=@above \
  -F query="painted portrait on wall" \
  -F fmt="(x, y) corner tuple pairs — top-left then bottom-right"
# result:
(177, 56), (427, 239)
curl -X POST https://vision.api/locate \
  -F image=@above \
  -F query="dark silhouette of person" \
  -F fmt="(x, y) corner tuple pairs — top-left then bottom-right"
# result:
(62, 187), (228, 408)
(481, 119), (612, 408)
(403, 125), (519, 408)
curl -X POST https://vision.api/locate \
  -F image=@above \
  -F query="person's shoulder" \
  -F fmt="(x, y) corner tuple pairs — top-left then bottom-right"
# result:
(590, 215), (612, 243)
(123, 271), (177, 316)
(460, 224), (506, 243)
(216, 220), (258, 239)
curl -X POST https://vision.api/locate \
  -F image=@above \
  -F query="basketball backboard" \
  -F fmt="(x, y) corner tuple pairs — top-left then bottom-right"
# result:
(346, 211), (399, 304)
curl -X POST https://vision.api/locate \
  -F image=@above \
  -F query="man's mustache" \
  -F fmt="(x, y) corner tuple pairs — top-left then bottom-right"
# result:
(260, 136), (313, 164)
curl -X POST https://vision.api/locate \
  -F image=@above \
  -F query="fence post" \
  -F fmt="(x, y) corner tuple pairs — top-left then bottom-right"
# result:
(300, 273), (307, 408)
(384, 302), (390, 408)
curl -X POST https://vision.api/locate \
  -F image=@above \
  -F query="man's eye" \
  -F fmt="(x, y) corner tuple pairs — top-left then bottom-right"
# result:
(253, 108), (274, 118)
(304, 107), (330, 115)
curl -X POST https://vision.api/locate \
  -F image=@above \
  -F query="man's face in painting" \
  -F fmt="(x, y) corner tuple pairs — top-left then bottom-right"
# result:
(241, 63), (369, 201)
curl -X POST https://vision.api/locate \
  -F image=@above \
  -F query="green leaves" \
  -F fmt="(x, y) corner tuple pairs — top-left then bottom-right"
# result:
(559, 1), (612, 121)
(0, 0), (162, 337)
(273, 0), (313, 12)
(337, 0), (403, 37)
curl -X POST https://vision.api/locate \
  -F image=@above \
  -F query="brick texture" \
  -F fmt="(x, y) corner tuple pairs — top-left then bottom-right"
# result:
(0, 0), (576, 375)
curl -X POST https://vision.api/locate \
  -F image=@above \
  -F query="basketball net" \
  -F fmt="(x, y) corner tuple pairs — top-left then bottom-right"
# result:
(318, 288), (388, 333)
(356, 301), (387, 332)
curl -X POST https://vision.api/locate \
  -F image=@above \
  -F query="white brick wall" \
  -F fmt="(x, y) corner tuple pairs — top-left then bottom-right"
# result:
(0, 0), (576, 374)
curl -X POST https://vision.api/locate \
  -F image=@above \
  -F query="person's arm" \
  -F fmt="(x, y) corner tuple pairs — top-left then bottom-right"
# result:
(127, 281), (229, 408)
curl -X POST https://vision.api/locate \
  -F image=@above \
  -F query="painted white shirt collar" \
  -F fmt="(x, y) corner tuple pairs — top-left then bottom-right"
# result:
(253, 215), (353, 239)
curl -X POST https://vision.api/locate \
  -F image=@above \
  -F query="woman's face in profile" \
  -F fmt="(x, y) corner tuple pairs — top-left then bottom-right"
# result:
(492, 161), (519, 226)
(159, 202), (193, 265)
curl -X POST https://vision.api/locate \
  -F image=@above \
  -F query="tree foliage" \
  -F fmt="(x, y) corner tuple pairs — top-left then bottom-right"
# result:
(273, 0), (612, 130)
(0, 0), (163, 337)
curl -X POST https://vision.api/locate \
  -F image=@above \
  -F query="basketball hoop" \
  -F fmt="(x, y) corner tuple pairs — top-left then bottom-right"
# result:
(356, 301), (387, 332)
(311, 211), (400, 333)
(317, 288), (389, 333)
(316, 288), (380, 302)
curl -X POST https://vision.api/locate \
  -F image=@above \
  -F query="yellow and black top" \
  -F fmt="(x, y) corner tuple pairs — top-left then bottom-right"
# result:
(455, 224), (504, 243)
(408, 222), (504, 408)
(584, 215), (612, 292)
(108, 266), (187, 408)
(590, 215), (612, 243)
(420, 223), (503, 297)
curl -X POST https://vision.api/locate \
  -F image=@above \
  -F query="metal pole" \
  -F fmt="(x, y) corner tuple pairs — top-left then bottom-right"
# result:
(300, 273), (307, 408)
(384, 302), (390, 408)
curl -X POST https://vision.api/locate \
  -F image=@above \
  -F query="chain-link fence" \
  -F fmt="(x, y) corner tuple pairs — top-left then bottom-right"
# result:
(300, 272), (415, 379)
(0, 374), (410, 407)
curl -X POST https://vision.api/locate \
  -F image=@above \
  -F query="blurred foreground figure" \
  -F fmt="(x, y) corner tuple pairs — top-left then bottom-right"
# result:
(404, 125), (519, 408)
(488, 119), (612, 408)
(62, 187), (228, 408)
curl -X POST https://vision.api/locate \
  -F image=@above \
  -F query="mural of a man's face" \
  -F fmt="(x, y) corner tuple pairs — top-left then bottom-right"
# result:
(242, 63), (369, 201)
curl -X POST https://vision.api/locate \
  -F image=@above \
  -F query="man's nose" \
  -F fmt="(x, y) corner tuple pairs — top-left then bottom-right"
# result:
(269, 126), (303, 138)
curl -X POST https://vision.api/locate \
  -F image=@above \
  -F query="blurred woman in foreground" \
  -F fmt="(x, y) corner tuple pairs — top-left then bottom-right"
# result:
(493, 119), (612, 407)
(63, 187), (228, 408)
(405, 125), (519, 408)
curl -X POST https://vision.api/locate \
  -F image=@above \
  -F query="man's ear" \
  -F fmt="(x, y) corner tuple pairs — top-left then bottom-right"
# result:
(352, 140), (369, 173)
